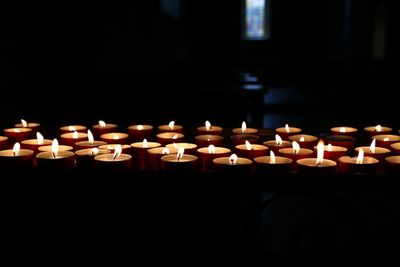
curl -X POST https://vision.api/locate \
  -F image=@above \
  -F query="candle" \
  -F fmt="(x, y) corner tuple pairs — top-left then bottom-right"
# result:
(14, 119), (40, 132)
(92, 120), (118, 137)
(59, 124), (87, 134)
(338, 149), (379, 174)
(21, 132), (52, 154)
(0, 136), (9, 150)
(253, 150), (293, 174)
(275, 124), (302, 140)
(278, 141), (313, 172)
(156, 132), (185, 146)
(74, 130), (107, 150)
(100, 132), (130, 144)
(75, 147), (109, 169)
(3, 127), (33, 143)
(288, 134), (319, 149)
(354, 138), (391, 162)
(389, 142), (400, 155)
(296, 140), (337, 174)
(147, 147), (174, 171)
(312, 143), (348, 162)
(235, 140), (268, 159)
(160, 147), (198, 172)
(36, 139), (75, 170)
(364, 124), (392, 137)
(197, 120), (223, 135)
(165, 142), (198, 155)
(38, 143), (73, 153)
(60, 130), (88, 149)
(330, 126), (358, 136)
(197, 145), (231, 172)
(98, 144), (132, 154)
(128, 124), (154, 142)
(263, 134), (292, 154)
(371, 134), (400, 149)
(131, 139), (161, 171)
(384, 156), (400, 174)
(194, 134), (224, 148)
(324, 135), (357, 150)
(0, 142), (34, 168)
(158, 120), (183, 133)
(232, 121), (259, 135)
(212, 153), (253, 173)
(94, 144), (132, 171)
(230, 134), (260, 146)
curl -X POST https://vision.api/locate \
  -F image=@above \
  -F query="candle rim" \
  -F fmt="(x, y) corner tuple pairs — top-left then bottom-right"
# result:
(254, 155), (292, 164)
(212, 156), (252, 165)
(36, 150), (74, 159)
(312, 144), (348, 152)
(288, 134), (319, 141)
(0, 148), (34, 157)
(354, 146), (391, 154)
(4, 127), (33, 132)
(197, 146), (231, 154)
(338, 155), (379, 164)
(297, 157), (337, 167)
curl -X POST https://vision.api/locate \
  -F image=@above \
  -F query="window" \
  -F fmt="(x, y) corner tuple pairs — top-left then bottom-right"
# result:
(243, 0), (270, 40)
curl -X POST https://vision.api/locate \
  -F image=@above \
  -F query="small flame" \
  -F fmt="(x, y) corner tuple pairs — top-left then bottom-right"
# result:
(205, 120), (211, 131)
(316, 139), (324, 164)
(14, 128), (20, 133)
(12, 142), (20, 156)
(68, 126), (76, 131)
(91, 147), (99, 155)
(51, 138), (59, 158)
(375, 125), (382, 132)
(176, 147), (185, 160)
(229, 154), (238, 165)
(356, 148), (364, 164)
(142, 139), (148, 148)
(113, 134), (119, 140)
(383, 137), (390, 142)
(327, 143), (333, 152)
(299, 136), (305, 142)
(162, 148), (170, 155)
(99, 120), (106, 128)
(172, 134), (178, 139)
(275, 134), (283, 145)
(245, 140), (252, 150)
(269, 150), (276, 164)
(137, 125), (144, 130)
(36, 132), (44, 145)
(292, 141), (300, 154)
(369, 139), (376, 153)
(72, 131), (79, 139)
(168, 121), (175, 130)
(285, 124), (290, 133)
(241, 121), (247, 133)
(339, 127), (346, 133)
(208, 144), (216, 154)
(112, 144), (122, 160)
(21, 119), (28, 127)
(88, 130), (94, 145)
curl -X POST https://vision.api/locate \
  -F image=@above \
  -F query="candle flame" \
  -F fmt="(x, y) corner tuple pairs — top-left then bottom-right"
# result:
(14, 128), (20, 133)
(72, 131), (79, 139)
(36, 132), (44, 145)
(112, 144), (122, 160)
(12, 142), (20, 156)
(375, 124), (382, 132)
(172, 134), (178, 140)
(51, 138), (59, 158)
(137, 125), (144, 130)
(208, 144), (216, 154)
(21, 119), (28, 127)
(177, 147), (184, 160)
(162, 148), (170, 155)
(339, 127), (346, 133)
(245, 140), (252, 150)
(229, 154), (238, 165)
(68, 126), (76, 131)
(292, 141), (300, 154)
(384, 137), (390, 142)
(356, 148), (364, 164)
(142, 138), (148, 148)
(316, 139), (324, 164)
(205, 120), (211, 131)
(241, 121), (247, 133)
(91, 147), (99, 155)
(99, 120), (106, 128)
(269, 150), (276, 164)
(300, 136), (305, 142)
(88, 130), (94, 145)
(168, 121), (175, 130)
(369, 139), (376, 153)
(285, 124), (290, 133)
(113, 134), (119, 140)
(327, 143), (333, 152)
(275, 134), (283, 145)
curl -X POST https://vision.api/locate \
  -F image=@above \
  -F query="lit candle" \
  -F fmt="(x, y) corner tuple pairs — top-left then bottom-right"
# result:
(100, 132), (129, 144)
(278, 141), (313, 172)
(98, 144), (131, 154)
(197, 120), (224, 135)
(324, 135), (357, 150)
(0, 136), (8, 150)
(253, 150), (293, 174)
(165, 142), (198, 155)
(275, 124), (302, 140)
(91, 120), (118, 137)
(197, 145), (231, 172)
(263, 134), (292, 154)
(36, 138), (75, 170)
(128, 124), (154, 142)
(194, 134), (224, 148)
(232, 121), (259, 135)
(21, 132), (52, 154)
(235, 140), (268, 159)
(94, 144), (132, 171)
(288, 134), (319, 149)
(330, 126), (358, 136)
(59, 124), (87, 134)
(389, 142), (400, 155)
(131, 139), (162, 171)
(354, 138), (391, 162)
(158, 120), (183, 133)
(60, 130), (88, 149)
(3, 127), (33, 143)
(75, 130), (107, 150)
(147, 147), (174, 171)
(338, 148), (379, 174)
(156, 132), (185, 146)
(312, 143), (348, 162)
(384, 156), (400, 174)
(371, 134), (400, 149)
(74, 147), (109, 169)
(212, 153), (253, 173)
(364, 124), (392, 138)
(297, 139), (337, 174)
(160, 147), (198, 172)
(0, 142), (34, 168)
(14, 119), (40, 132)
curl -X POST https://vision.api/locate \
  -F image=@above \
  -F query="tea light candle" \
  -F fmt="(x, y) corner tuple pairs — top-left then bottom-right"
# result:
(194, 134), (224, 148)
(330, 126), (358, 136)
(197, 120), (223, 135)
(158, 121), (183, 133)
(296, 140), (337, 174)
(235, 140), (268, 159)
(371, 134), (400, 149)
(60, 130), (88, 148)
(312, 143), (348, 162)
(4, 127), (33, 143)
(278, 141), (314, 162)
(156, 132), (185, 146)
(212, 153), (253, 173)
(0, 142), (34, 168)
(364, 124), (392, 137)
(21, 132), (52, 154)
(94, 144), (132, 171)
(230, 134), (260, 146)
(147, 147), (174, 171)
(0, 136), (9, 150)
(263, 134), (292, 154)
(275, 124), (302, 140)
(354, 138), (391, 162)
(338, 149), (379, 174)
(14, 119), (40, 132)
(253, 150), (293, 174)
(288, 134), (319, 149)
(160, 147), (198, 172)
(38, 143), (73, 153)
(384, 156), (400, 174)
(128, 124), (154, 141)
(324, 135), (357, 150)
(389, 142), (400, 155)
(232, 121), (259, 135)
(74, 130), (107, 150)
(98, 144), (131, 154)
(92, 120), (118, 137)
(75, 147), (109, 169)
(100, 132), (129, 144)
(36, 139), (75, 169)
(197, 145), (231, 172)
(59, 125), (87, 134)
(131, 139), (161, 171)
(166, 142), (198, 155)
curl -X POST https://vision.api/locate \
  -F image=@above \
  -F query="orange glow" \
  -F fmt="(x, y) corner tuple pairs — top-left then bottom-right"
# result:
(91, 148), (99, 155)
(177, 147), (185, 160)
(369, 139), (376, 153)
(51, 138), (59, 158)
(88, 130), (94, 144)
(241, 121), (247, 133)
(208, 144), (216, 154)
(316, 139), (324, 164)
(72, 131), (79, 139)
(142, 139), (148, 148)
(12, 142), (20, 156)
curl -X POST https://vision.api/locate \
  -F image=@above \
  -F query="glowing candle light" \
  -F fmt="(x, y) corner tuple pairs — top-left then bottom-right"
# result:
(197, 120), (223, 135)
(338, 148), (379, 174)
(94, 144), (132, 171)
(197, 144), (231, 172)
(235, 140), (268, 159)
(275, 124), (302, 140)
(75, 130), (107, 149)
(128, 124), (154, 142)
(354, 138), (391, 161)
(100, 132), (129, 144)
(60, 130), (88, 149)
(14, 119), (41, 132)
(0, 141), (34, 168)
(59, 124), (87, 134)
(288, 134), (319, 149)
(330, 126), (358, 136)
(131, 138), (161, 171)
(212, 153), (253, 173)
(297, 139), (337, 174)
(92, 120), (118, 137)
(36, 138), (75, 169)
(232, 121), (259, 135)
(263, 134), (292, 154)
(158, 120), (183, 133)
(21, 132), (52, 154)
(254, 150), (293, 174)
(160, 145), (198, 172)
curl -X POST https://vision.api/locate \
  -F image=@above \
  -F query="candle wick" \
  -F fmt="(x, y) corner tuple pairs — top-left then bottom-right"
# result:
(52, 152), (56, 159)
(13, 151), (16, 157)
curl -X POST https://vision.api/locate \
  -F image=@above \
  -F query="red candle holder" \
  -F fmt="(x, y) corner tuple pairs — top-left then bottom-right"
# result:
(197, 146), (231, 172)
(194, 134), (224, 148)
(253, 155), (293, 174)
(324, 135), (357, 151)
(330, 126), (358, 136)
(128, 124), (154, 141)
(59, 125), (87, 134)
(288, 134), (319, 149)
(4, 127), (33, 143)
(156, 132), (185, 146)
